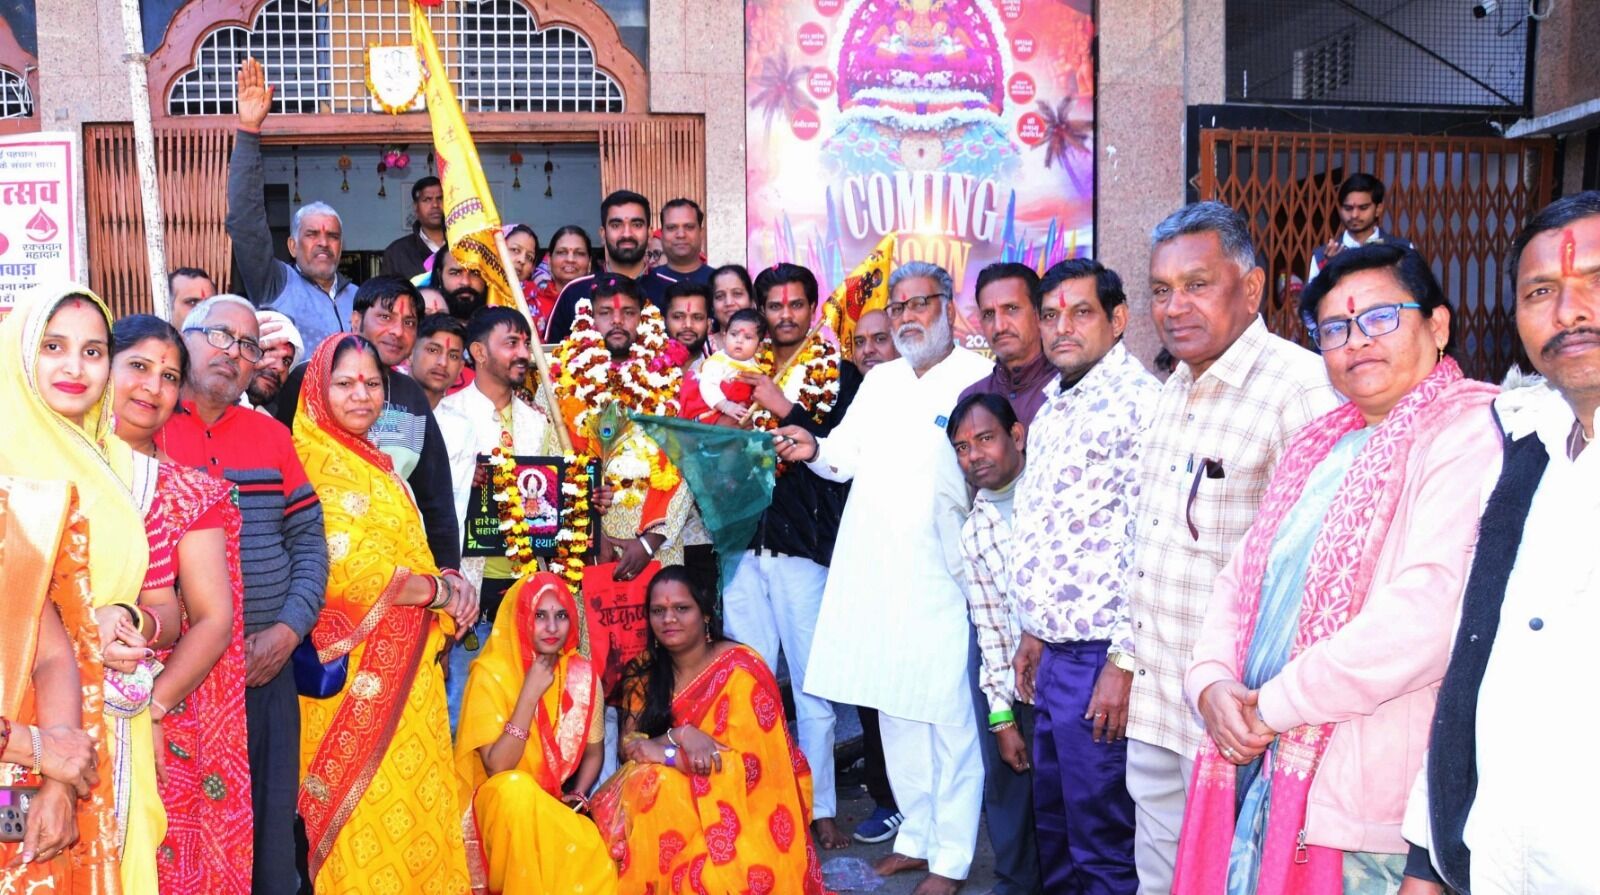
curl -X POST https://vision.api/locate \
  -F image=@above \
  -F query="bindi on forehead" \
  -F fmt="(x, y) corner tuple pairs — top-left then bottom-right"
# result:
(1561, 227), (1577, 278)
(1346, 294), (1357, 315)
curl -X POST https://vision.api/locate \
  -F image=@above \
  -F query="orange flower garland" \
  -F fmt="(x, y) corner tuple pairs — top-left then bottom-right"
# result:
(554, 453), (593, 597)
(489, 446), (535, 573)
(746, 331), (843, 432)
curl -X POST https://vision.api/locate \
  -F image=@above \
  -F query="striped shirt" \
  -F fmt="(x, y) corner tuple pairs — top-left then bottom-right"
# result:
(960, 482), (1021, 715)
(1125, 319), (1341, 757)
(158, 402), (329, 637)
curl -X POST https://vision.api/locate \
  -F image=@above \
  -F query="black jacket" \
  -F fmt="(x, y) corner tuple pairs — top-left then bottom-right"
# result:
(748, 360), (862, 566)
(275, 362), (462, 570)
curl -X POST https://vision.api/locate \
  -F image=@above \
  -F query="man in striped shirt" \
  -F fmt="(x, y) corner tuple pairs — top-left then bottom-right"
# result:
(1126, 203), (1340, 893)
(159, 294), (329, 895)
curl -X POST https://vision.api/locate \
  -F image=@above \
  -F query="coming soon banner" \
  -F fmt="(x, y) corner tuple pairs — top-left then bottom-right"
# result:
(745, 0), (1095, 346)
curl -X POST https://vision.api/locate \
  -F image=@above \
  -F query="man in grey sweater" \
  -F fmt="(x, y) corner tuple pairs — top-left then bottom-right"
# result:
(226, 58), (356, 350)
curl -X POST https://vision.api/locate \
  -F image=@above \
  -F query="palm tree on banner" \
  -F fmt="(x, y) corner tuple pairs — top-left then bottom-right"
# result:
(749, 49), (815, 137)
(1035, 96), (1093, 197)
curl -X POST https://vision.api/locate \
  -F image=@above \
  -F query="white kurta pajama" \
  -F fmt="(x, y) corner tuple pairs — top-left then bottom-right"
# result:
(803, 346), (993, 880)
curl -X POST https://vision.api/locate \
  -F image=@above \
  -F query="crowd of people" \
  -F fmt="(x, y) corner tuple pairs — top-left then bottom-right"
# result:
(0, 61), (1594, 895)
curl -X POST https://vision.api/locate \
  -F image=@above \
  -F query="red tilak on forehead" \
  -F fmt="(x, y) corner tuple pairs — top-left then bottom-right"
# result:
(1346, 294), (1356, 315)
(611, 294), (624, 315)
(1561, 227), (1577, 278)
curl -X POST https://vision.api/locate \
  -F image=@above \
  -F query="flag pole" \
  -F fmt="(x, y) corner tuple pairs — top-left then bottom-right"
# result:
(491, 228), (571, 454)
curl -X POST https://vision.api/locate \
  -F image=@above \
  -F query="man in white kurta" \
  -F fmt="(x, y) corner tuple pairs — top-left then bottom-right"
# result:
(775, 262), (993, 894)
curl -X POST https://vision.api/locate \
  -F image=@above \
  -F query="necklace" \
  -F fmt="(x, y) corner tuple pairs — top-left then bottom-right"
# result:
(1569, 419), (1593, 460)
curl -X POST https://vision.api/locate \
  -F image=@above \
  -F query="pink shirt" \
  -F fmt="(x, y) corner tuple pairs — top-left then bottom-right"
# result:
(1187, 387), (1501, 854)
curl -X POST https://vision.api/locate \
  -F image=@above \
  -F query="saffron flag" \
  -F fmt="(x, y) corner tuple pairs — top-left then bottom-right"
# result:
(410, 2), (519, 312)
(821, 232), (896, 361)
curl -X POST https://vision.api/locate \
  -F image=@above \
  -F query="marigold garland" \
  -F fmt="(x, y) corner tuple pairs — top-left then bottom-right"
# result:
(489, 446), (536, 573)
(554, 453), (593, 597)
(746, 332), (842, 475)
(550, 297), (683, 438)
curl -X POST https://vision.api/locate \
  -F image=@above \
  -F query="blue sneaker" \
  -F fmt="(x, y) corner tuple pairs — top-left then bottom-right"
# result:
(852, 806), (904, 844)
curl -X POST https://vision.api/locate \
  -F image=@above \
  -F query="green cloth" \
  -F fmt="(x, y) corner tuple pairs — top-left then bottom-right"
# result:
(630, 414), (777, 590)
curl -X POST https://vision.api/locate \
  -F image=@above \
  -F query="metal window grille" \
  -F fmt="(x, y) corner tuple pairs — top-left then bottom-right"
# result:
(168, 0), (328, 115)
(169, 0), (623, 116)
(453, 0), (623, 113)
(1227, 0), (1530, 110)
(0, 67), (33, 119)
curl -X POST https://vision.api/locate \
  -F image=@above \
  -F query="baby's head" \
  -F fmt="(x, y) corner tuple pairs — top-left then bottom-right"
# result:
(723, 308), (766, 361)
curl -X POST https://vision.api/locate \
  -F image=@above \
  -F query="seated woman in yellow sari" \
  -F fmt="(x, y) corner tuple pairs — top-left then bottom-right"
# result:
(0, 284), (182, 892)
(291, 334), (479, 893)
(590, 566), (825, 894)
(456, 571), (617, 895)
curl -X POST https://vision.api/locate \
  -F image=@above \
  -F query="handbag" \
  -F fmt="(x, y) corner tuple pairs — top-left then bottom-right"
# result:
(292, 635), (348, 698)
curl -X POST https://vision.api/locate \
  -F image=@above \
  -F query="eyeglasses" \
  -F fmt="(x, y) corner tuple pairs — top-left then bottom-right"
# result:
(1303, 302), (1422, 352)
(886, 294), (946, 319)
(1186, 456), (1225, 541)
(185, 325), (264, 363)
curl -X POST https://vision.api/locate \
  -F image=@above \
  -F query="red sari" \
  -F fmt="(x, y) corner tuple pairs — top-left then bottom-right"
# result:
(143, 462), (252, 895)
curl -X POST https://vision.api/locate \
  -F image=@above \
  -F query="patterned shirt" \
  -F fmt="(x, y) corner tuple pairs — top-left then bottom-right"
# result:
(960, 481), (1021, 714)
(1009, 342), (1160, 656)
(1125, 318), (1341, 757)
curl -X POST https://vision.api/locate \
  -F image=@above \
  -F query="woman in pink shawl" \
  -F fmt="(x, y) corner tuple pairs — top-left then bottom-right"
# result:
(1175, 245), (1502, 895)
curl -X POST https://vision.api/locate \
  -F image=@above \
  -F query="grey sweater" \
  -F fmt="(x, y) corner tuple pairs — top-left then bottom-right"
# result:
(227, 130), (357, 350)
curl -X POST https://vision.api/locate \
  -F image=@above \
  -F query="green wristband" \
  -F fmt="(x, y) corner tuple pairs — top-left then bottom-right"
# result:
(987, 709), (1015, 726)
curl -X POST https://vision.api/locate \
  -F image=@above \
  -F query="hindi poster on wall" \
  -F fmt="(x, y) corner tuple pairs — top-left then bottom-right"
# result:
(745, 0), (1096, 347)
(0, 132), (77, 311)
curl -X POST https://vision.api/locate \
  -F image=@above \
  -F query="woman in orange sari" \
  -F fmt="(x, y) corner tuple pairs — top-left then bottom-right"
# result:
(590, 566), (825, 894)
(0, 476), (118, 892)
(456, 572), (616, 894)
(291, 335), (478, 893)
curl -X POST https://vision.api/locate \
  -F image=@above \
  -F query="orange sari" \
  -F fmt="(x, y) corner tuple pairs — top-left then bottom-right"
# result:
(0, 478), (122, 894)
(589, 645), (825, 894)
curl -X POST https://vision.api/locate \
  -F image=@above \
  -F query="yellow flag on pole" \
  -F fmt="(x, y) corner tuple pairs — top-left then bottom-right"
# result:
(822, 233), (897, 361)
(410, 2), (521, 314)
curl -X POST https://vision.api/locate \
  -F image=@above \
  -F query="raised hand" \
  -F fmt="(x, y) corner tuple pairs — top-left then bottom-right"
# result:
(236, 58), (274, 133)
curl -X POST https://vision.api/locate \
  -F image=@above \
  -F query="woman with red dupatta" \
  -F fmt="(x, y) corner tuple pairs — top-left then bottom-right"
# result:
(589, 566), (825, 894)
(455, 571), (616, 894)
(111, 314), (252, 894)
(291, 334), (479, 893)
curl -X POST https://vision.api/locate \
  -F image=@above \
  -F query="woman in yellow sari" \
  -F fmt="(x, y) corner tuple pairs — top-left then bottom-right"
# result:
(589, 566), (825, 894)
(456, 571), (617, 894)
(0, 284), (183, 892)
(292, 334), (477, 893)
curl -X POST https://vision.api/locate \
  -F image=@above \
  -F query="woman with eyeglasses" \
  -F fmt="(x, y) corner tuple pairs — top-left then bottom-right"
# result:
(1173, 245), (1502, 895)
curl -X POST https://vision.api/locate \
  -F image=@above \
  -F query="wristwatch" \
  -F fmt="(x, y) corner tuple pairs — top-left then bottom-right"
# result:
(1107, 649), (1135, 673)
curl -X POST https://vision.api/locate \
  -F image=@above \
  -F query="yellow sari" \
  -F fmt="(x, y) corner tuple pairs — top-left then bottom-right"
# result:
(455, 572), (616, 895)
(292, 335), (470, 893)
(0, 285), (158, 892)
(0, 478), (122, 894)
(589, 645), (825, 894)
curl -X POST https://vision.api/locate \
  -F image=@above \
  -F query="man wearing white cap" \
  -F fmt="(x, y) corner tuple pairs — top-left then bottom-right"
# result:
(242, 309), (304, 414)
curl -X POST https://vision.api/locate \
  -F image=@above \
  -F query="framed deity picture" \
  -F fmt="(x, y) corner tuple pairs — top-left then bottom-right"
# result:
(462, 454), (596, 558)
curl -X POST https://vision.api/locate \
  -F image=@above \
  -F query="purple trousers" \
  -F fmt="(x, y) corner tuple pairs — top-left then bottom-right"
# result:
(1032, 640), (1138, 895)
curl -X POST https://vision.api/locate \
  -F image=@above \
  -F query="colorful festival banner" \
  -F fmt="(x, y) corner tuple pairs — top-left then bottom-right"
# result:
(745, 0), (1095, 347)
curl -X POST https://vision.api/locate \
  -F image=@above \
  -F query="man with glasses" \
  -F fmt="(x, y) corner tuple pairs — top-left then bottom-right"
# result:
(1007, 258), (1159, 894)
(157, 294), (329, 895)
(774, 261), (993, 895)
(1127, 202), (1339, 893)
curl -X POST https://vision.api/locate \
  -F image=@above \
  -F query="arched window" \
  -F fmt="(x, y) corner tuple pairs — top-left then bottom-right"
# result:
(0, 66), (33, 119)
(452, 0), (623, 113)
(167, 0), (328, 116)
(166, 0), (623, 116)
